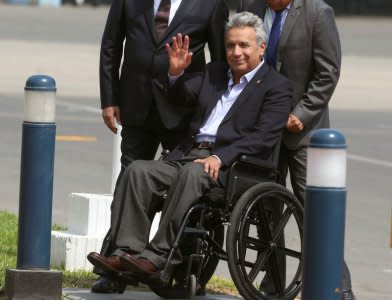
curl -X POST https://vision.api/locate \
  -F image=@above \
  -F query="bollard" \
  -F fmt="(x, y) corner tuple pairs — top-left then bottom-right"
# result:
(6, 75), (62, 300)
(17, 75), (56, 269)
(302, 129), (347, 300)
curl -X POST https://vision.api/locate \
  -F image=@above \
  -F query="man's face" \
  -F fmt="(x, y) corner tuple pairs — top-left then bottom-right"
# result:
(225, 26), (266, 81)
(267, 0), (291, 10)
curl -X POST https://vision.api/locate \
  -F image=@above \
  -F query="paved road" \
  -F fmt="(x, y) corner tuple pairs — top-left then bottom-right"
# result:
(0, 4), (391, 300)
(63, 289), (242, 300)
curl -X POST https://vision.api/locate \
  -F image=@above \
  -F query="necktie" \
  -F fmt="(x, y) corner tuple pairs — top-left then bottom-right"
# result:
(265, 10), (283, 69)
(155, 0), (171, 42)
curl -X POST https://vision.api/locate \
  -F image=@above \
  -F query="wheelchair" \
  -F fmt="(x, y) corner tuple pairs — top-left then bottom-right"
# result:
(148, 147), (304, 300)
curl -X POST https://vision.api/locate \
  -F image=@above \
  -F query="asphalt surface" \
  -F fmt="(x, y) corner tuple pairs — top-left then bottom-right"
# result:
(0, 4), (391, 300)
(62, 289), (242, 300)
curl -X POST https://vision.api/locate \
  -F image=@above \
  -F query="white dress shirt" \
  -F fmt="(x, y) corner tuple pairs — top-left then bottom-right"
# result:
(195, 61), (264, 143)
(154, 0), (183, 25)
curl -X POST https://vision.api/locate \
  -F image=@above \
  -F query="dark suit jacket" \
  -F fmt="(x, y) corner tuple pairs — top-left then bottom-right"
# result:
(100, 0), (228, 129)
(238, 0), (341, 149)
(165, 62), (292, 185)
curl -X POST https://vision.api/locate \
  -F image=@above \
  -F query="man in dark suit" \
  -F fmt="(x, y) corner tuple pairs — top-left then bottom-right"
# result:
(238, 1), (355, 299)
(95, 0), (228, 292)
(88, 11), (292, 287)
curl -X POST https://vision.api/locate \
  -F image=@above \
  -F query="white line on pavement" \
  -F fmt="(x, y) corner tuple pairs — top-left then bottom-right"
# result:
(56, 99), (392, 169)
(57, 100), (101, 115)
(348, 154), (392, 168)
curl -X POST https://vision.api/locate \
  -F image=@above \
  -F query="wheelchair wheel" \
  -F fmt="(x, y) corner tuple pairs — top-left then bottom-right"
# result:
(227, 182), (303, 300)
(150, 223), (224, 298)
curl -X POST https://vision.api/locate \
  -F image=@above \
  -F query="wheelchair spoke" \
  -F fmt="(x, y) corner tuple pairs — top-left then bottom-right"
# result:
(267, 249), (285, 297)
(271, 204), (295, 242)
(277, 246), (301, 259)
(247, 248), (272, 282)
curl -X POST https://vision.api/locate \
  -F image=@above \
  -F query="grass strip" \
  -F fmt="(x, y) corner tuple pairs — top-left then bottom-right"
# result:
(0, 211), (238, 296)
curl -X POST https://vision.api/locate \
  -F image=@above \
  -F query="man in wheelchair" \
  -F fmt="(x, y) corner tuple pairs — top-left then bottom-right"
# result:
(88, 11), (293, 296)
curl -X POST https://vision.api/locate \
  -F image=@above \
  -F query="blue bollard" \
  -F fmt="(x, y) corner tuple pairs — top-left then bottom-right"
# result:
(17, 75), (56, 270)
(302, 129), (347, 300)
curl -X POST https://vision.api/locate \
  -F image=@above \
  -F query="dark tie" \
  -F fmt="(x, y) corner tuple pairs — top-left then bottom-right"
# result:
(155, 0), (171, 42)
(265, 10), (283, 69)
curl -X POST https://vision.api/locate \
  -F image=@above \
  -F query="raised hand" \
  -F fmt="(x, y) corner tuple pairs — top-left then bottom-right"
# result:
(166, 33), (193, 76)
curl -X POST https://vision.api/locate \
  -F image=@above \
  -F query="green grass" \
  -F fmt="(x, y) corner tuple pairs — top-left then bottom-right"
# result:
(0, 211), (238, 296)
(0, 211), (18, 293)
(52, 223), (67, 231)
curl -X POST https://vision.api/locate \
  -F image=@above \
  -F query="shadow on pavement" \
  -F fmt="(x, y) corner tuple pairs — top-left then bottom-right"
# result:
(63, 289), (242, 300)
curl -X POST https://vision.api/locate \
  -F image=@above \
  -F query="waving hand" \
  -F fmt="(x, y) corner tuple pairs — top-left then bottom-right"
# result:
(166, 33), (193, 76)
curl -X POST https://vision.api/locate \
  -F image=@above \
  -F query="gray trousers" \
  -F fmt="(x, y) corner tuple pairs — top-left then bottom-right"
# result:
(110, 148), (216, 269)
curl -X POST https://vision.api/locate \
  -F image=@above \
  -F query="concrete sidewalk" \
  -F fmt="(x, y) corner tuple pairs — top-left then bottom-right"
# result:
(63, 289), (242, 300)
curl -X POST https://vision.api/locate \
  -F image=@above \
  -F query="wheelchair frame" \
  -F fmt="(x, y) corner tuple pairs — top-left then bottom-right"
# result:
(148, 153), (304, 300)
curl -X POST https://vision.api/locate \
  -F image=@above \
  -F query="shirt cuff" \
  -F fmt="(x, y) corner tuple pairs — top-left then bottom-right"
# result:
(168, 71), (184, 84)
(211, 155), (222, 165)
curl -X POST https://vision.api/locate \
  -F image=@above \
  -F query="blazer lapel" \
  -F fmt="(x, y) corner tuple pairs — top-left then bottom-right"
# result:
(197, 68), (229, 128)
(144, 0), (157, 45)
(276, 0), (302, 71)
(220, 63), (270, 125)
(156, 0), (198, 48)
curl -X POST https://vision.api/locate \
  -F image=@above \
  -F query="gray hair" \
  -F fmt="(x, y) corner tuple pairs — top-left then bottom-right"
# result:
(225, 12), (267, 47)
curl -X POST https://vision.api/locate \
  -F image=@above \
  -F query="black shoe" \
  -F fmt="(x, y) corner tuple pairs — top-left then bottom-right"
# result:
(196, 286), (206, 296)
(91, 276), (126, 294)
(342, 289), (356, 300)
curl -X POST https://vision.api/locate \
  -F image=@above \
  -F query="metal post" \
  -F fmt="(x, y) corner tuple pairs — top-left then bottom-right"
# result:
(6, 75), (62, 300)
(17, 75), (57, 269)
(302, 128), (347, 300)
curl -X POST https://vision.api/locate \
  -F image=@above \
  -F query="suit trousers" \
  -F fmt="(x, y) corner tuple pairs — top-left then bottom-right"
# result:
(99, 105), (187, 258)
(111, 148), (217, 269)
(278, 143), (353, 293)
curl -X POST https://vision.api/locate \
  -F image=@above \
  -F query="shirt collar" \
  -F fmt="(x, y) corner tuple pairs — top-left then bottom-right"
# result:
(227, 60), (264, 87)
(268, 1), (292, 12)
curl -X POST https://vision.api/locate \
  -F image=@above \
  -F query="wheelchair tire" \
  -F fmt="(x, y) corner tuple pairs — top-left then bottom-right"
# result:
(150, 224), (224, 298)
(227, 182), (303, 300)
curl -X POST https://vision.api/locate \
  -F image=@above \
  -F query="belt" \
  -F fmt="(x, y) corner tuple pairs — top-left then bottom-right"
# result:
(194, 141), (215, 150)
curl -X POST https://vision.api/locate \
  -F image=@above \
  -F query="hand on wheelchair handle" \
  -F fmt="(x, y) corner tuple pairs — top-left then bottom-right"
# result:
(193, 156), (221, 181)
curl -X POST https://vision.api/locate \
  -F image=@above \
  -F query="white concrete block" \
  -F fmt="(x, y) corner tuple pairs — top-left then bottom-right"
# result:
(51, 231), (104, 271)
(68, 193), (112, 236)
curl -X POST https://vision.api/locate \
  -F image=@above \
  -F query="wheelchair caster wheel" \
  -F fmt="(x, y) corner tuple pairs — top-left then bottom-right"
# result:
(187, 274), (197, 300)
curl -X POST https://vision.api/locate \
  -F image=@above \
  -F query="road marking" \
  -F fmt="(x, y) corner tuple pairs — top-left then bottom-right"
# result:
(56, 135), (97, 142)
(348, 154), (392, 168)
(53, 100), (392, 170)
(57, 100), (101, 115)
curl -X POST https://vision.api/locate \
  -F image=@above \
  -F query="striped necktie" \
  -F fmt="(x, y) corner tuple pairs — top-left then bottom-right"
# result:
(155, 0), (171, 42)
